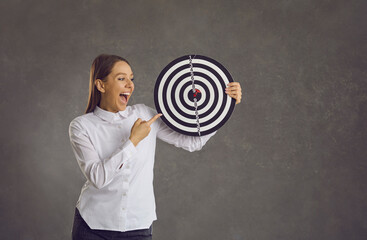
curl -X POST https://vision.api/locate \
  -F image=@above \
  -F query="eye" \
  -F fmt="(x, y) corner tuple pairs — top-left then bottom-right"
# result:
(131, 78), (134, 81)
(118, 78), (125, 81)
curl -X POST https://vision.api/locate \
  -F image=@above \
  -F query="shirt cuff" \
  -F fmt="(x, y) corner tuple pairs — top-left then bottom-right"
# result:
(116, 139), (137, 171)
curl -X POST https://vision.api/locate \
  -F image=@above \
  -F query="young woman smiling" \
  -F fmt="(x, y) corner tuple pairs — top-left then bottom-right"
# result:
(69, 54), (242, 240)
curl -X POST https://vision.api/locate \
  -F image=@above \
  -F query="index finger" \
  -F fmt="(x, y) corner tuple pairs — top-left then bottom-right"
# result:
(147, 113), (163, 126)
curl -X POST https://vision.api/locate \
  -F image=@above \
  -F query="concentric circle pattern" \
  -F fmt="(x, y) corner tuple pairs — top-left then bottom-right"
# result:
(154, 55), (235, 136)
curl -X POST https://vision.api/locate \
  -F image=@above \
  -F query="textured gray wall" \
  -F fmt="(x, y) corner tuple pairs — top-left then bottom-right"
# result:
(1, 0), (366, 239)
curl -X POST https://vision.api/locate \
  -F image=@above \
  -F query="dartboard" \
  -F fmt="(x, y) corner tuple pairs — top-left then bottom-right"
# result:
(154, 55), (235, 136)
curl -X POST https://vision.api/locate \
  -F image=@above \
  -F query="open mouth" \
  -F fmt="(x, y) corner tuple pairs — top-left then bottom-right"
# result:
(119, 92), (130, 104)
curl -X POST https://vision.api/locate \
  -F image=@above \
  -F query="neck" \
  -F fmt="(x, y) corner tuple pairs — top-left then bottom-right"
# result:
(98, 98), (126, 113)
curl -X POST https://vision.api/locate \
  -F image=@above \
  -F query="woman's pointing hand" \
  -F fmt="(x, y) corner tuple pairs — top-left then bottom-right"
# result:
(129, 114), (163, 147)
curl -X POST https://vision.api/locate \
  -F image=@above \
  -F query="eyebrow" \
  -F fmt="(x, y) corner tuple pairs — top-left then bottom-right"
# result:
(114, 72), (134, 78)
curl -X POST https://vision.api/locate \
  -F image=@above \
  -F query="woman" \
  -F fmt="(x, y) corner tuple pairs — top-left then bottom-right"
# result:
(69, 54), (242, 240)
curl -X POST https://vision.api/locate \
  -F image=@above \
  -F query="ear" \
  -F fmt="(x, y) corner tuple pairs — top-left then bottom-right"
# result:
(95, 79), (106, 93)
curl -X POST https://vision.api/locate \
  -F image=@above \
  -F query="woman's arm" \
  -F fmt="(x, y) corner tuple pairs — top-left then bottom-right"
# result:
(156, 118), (217, 152)
(69, 118), (137, 189)
(143, 105), (216, 152)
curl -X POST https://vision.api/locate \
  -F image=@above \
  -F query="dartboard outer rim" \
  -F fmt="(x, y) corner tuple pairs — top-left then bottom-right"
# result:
(154, 54), (235, 136)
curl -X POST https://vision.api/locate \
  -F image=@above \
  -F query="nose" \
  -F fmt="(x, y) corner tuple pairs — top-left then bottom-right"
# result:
(125, 78), (134, 87)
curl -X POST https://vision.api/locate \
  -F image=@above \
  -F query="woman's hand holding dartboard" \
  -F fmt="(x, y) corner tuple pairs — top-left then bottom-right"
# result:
(225, 82), (242, 105)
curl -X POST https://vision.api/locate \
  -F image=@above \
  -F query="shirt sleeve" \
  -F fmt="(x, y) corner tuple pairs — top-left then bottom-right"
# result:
(68, 118), (137, 189)
(143, 105), (217, 152)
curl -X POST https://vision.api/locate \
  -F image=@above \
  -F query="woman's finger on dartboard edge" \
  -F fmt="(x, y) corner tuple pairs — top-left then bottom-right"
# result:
(226, 85), (241, 93)
(227, 82), (241, 88)
(226, 92), (242, 104)
(227, 92), (241, 99)
(225, 88), (241, 94)
(226, 82), (241, 90)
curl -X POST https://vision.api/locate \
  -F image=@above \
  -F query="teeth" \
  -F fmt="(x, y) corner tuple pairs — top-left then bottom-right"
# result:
(120, 93), (130, 96)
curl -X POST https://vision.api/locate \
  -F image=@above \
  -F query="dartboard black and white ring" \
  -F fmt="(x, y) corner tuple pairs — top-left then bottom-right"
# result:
(154, 55), (235, 136)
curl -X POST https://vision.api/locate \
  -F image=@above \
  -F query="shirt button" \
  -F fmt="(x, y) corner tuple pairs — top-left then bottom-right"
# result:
(123, 192), (127, 196)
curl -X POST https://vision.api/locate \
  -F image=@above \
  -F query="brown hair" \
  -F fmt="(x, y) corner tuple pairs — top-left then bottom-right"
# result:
(84, 54), (130, 114)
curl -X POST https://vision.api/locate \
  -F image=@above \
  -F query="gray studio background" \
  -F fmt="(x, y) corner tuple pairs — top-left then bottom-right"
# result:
(1, 0), (366, 239)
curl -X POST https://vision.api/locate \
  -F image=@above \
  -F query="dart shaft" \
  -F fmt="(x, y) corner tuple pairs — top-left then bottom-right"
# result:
(189, 55), (201, 136)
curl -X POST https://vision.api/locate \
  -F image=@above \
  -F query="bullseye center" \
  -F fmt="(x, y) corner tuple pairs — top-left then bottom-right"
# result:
(188, 88), (202, 102)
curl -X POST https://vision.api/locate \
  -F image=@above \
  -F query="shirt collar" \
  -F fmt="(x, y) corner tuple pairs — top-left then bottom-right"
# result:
(93, 105), (131, 123)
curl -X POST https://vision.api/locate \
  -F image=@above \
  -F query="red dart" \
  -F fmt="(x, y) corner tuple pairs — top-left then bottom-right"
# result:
(194, 89), (201, 98)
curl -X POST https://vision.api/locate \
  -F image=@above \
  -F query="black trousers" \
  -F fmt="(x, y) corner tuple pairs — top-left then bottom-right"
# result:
(72, 208), (153, 240)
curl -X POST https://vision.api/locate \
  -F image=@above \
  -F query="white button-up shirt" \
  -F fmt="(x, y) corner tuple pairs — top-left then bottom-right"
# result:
(68, 104), (216, 232)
